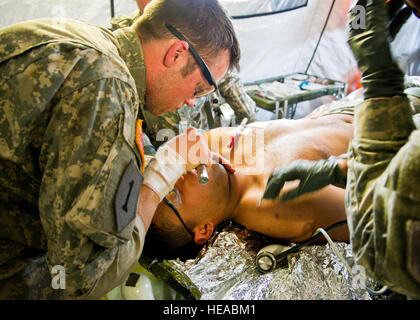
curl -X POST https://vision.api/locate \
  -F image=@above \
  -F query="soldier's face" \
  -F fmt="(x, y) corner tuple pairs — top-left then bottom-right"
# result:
(145, 49), (230, 116)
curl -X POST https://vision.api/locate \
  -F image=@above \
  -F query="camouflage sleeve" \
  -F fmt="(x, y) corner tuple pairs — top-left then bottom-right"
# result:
(345, 96), (420, 298)
(218, 73), (257, 123)
(39, 78), (145, 299)
(109, 10), (142, 31)
(141, 108), (181, 149)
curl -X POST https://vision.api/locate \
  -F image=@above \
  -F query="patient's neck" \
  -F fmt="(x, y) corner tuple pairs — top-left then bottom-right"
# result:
(223, 170), (253, 220)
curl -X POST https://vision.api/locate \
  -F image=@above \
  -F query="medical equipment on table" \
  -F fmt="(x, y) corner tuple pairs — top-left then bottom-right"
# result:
(245, 73), (347, 119)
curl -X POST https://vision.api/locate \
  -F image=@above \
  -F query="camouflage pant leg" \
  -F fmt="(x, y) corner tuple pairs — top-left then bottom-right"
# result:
(217, 73), (257, 123)
(307, 101), (357, 118)
(0, 253), (65, 300)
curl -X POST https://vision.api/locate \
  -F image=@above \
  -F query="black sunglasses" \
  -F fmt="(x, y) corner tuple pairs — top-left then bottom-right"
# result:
(165, 22), (218, 97)
(163, 197), (195, 239)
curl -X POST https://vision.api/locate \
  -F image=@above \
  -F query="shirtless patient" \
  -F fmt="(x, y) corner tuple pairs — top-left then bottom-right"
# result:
(143, 113), (354, 258)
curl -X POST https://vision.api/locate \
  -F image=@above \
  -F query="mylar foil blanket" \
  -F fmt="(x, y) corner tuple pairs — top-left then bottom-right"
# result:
(170, 223), (377, 300)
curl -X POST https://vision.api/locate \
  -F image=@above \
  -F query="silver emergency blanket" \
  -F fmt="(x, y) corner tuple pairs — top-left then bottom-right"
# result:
(170, 223), (378, 300)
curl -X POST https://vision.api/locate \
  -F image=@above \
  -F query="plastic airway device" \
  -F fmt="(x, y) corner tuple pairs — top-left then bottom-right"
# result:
(227, 118), (248, 149)
(197, 164), (209, 184)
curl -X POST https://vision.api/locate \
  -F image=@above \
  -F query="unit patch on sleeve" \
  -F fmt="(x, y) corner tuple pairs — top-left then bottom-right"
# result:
(115, 159), (143, 232)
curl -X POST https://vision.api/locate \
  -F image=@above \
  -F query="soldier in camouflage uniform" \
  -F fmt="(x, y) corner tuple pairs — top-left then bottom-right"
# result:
(263, 0), (420, 298)
(0, 0), (240, 299)
(0, 18), (146, 300)
(110, 1), (257, 149)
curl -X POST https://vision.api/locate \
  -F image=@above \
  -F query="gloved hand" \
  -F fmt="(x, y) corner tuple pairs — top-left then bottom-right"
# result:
(262, 156), (346, 202)
(387, 0), (413, 41)
(348, 0), (405, 99)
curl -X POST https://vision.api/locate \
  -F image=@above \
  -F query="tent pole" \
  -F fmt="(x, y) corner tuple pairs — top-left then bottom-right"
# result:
(110, 0), (115, 18)
(305, 0), (336, 74)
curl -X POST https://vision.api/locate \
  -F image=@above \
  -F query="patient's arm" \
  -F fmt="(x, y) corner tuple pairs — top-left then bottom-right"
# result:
(236, 183), (350, 243)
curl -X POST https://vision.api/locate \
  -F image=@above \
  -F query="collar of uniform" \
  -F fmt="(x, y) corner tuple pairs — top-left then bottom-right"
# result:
(113, 26), (146, 107)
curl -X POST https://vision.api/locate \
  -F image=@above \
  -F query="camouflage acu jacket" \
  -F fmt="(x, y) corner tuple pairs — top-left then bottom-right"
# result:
(346, 96), (420, 299)
(0, 19), (148, 299)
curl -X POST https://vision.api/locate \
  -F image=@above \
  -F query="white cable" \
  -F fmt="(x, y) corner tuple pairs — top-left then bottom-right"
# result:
(365, 284), (389, 295)
(314, 228), (352, 273)
(314, 228), (389, 296)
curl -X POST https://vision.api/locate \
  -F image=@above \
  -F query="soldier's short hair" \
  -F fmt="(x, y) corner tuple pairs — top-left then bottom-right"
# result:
(134, 0), (240, 73)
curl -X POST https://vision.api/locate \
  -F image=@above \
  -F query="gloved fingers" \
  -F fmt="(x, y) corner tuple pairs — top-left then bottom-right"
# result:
(262, 173), (287, 199)
(279, 175), (328, 202)
(269, 165), (305, 185)
(262, 183), (284, 199)
(278, 185), (305, 202)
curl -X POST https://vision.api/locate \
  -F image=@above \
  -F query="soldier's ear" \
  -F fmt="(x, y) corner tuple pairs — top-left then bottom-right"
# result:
(163, 41), (189, 68)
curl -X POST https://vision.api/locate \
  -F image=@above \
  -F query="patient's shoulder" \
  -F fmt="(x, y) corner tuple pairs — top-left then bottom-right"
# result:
(308, 113), (354, 124)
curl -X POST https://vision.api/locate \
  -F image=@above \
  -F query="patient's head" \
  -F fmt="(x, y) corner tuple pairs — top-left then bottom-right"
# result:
(143, 163), (231, 259)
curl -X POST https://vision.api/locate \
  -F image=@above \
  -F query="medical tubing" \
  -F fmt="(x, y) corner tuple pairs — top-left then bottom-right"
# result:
(314, 226), (389, 296)
(257, 218), (390, 294)
(271, 220), (348, 264)
(314, 227), (352, 272)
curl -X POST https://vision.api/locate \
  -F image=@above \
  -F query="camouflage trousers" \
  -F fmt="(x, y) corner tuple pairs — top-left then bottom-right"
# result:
(308, 97), (420, 129)
(308, 101), (357, 118)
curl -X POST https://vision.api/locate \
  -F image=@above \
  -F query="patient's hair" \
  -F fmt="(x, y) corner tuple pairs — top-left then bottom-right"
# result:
(134, 0), (241, 72)
(143, 218), (203, 260)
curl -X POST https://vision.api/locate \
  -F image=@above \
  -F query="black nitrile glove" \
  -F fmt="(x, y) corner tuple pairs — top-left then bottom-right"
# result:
(348, 0), (405, 99)
(388, 4), (413, 40)
(262, 156), (346, 202)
